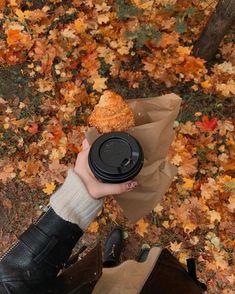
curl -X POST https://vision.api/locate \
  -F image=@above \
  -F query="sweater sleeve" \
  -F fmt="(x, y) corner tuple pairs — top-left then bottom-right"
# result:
(50, 169), (103, 231)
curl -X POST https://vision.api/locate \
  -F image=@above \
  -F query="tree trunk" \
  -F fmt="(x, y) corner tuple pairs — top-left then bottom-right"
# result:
(193, 0), (235, 61)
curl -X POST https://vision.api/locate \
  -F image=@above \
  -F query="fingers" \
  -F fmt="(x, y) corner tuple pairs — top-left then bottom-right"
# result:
(82, 138), (90, 150)
(91, 180), (138, 198)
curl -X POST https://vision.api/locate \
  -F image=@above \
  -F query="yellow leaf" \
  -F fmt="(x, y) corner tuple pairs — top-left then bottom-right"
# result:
(43, 182), (56, 195)
(223, 175), (235, 183)
(182, 178), (195, 189)
(176, 46), (191, 56)
(191, 85), (198, 91)
(171, 154), (182, 166)
(74, 19), (87, 33)
(216, 80), (235, 97)
(180, 121), (198, 135)
(97, 14), (110, 24)
(135, 218), (149, 237)
(179, 251), (190, 265)
(169, 241), (182, 252)
(207, 210), (221, 224)
(87, 221), (99, 233)
(132, 0), (153, 9)
(201, 80), (212, 89)
(162, 220), (169, 228)
(14, 8), (30, 21)
(153, 203), (163, 214)
(92, 76), (107, 92)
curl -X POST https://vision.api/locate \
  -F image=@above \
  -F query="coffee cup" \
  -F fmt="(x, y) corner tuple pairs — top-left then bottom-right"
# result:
(88, 132), (144, 183)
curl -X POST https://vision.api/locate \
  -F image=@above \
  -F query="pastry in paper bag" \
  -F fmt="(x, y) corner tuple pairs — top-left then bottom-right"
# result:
(86, 92), (181, 222)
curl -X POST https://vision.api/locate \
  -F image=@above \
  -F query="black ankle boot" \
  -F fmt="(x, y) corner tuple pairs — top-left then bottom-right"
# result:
(136, 248), (150, 263)
(103, 227), (124, 268)
(0, 207), (83, 294)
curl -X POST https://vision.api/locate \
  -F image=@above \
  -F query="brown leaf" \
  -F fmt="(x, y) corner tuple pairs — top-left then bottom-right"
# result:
(2, 198), (13, 209)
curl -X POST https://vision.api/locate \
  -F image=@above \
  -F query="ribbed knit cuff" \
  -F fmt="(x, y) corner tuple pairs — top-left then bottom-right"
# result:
(50, 169), (103, 231)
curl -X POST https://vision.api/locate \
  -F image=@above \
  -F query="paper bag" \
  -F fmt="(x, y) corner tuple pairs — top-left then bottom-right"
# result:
(86, 93), (181, 222)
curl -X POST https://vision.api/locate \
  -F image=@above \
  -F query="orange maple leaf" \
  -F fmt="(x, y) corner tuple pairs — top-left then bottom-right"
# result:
(87, 221), (99, 233)
(135, 218), (149, 237)
(195, 115), (218, 132)
(52, 127), (64, 144)
(7, 29), (21, 46)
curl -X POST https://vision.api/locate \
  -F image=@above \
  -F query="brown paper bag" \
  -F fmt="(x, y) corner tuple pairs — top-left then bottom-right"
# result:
(86, 93), (181, 222)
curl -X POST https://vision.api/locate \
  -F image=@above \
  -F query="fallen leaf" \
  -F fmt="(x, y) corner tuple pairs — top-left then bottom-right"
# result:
(43, 182), (56, 195)
(87, 221), (99, 233)
(2, 198), (13, 209)
(0, 0), (6, 10)
(14, 8), (30, 21)
(227, 196), (235, 212)
(201, 80), (212, 89)
(74, 19), (87, 33)
(178, 153), (197, 177)
(169, 241), (182, 252)
(0, 162), (16, 183)
(91, 75), (107, 92)
(207, 210), (221, 224)
(216, 80), (235, 96)
(200, 178), (217, 200)
(179, 121), (198, 135)
(153, 203), (163, 214)
(28, 123), (38, 134)
(135, 218), (149, 237)
(7, 29), (21, 46)
(98, 14), (110, 24)
(162, 220), (170, 229)
(195, 115), (218, 132)
(182, 178), (195, 189)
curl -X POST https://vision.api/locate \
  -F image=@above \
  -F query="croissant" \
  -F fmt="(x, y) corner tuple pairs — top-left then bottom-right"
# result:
(88, 90), (135, 133)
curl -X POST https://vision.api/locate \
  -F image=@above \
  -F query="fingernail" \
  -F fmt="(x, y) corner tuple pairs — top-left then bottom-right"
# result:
(127, 181), (138, 190)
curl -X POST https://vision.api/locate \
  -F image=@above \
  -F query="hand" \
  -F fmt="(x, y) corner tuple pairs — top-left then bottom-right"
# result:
(74, 139), (138, 199)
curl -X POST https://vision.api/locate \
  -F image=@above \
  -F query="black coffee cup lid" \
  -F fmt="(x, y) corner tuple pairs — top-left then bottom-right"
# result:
(88, 132), (144, 183)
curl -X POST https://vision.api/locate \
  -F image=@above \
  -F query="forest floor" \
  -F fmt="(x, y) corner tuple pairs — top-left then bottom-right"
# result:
(0, 1), (234, 293)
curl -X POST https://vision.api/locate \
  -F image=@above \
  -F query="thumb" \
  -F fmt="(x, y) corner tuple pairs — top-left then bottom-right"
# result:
(93, 180), (138, 197)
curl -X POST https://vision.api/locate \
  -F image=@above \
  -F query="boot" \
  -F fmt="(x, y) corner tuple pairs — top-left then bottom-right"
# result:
(103, 227), (124, 268)
(136, 248), (150, 263)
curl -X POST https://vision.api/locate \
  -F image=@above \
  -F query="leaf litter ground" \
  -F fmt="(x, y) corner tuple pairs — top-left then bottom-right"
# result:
(0, 1), (234, 293)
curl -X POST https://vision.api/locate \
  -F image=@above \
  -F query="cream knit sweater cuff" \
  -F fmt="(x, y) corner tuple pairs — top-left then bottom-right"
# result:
(50, 169), (103, 231)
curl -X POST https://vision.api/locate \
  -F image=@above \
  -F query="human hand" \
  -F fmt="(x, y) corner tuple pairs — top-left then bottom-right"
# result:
(74, 139), (138, 199)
